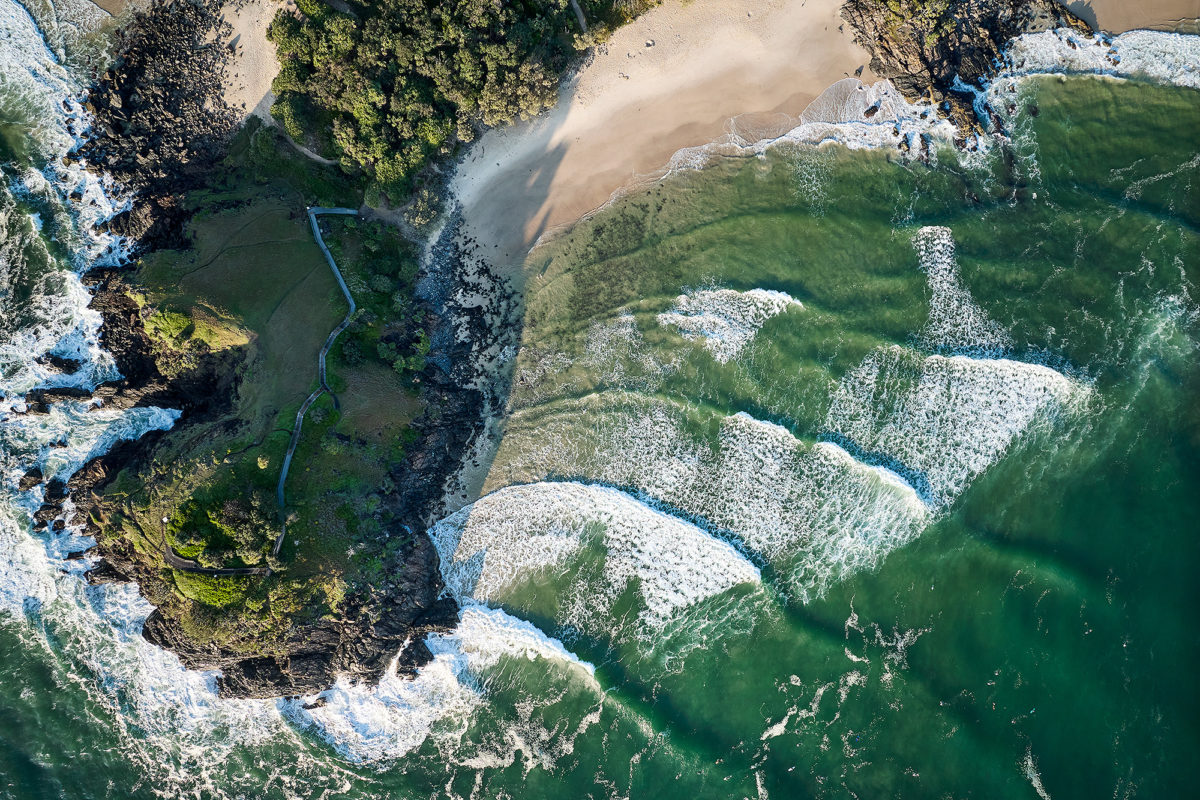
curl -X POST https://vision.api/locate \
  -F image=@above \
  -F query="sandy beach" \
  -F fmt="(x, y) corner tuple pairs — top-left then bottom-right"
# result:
(449, 0), (1200, 273)
(450, 0), (878, 271)
(221, 0), (286, 122)
(1071, 0), (1200, 33)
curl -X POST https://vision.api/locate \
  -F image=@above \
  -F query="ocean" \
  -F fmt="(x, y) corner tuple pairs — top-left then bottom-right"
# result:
(0, 5), (1197, 798)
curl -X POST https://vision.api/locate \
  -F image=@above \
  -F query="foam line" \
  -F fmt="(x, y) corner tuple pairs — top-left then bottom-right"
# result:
(913, 226), (1011, 354)
(663, 31), (1199, 183)
(0, 401), (179, 495)
(1005, 29), (1200, 89)
(663, 79), (958, 175)
(491, 396), (932, 600)
(288, 605), (597, 764)
(586, 310), (679, 387)
(656, 288), (802, 363)
(431, 481), (761, 630)
(825, 347), (1082, 507)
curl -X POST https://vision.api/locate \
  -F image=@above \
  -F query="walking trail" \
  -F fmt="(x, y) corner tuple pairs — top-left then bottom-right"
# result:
(271, 207), (359, 556)
(162, 207), (357, 572)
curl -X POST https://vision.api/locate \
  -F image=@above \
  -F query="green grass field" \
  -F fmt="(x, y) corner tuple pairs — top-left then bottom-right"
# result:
(98, 123), (430, 649)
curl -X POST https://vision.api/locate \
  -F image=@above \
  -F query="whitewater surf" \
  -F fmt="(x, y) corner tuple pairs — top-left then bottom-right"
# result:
(0, 3), (1196, 798)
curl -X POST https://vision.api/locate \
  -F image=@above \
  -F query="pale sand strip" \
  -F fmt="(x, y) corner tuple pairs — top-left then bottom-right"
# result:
(221, 0), (289, 123)
(86, 0), (124, 14)
(1070, 0), (1200, 33)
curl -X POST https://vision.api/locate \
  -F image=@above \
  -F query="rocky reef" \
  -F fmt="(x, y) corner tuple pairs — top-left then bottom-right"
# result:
(77, 0), (240, 250)
(840, 0), (1091, 130)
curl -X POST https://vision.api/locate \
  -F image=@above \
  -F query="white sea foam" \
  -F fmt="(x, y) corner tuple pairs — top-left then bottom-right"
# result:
(0, 490), (292, 799)
(586, 309), (679, 385)
(0, 0), (131, 401)
(19, 0), (110, 57)
(1023, 746), (1053, 800)
(431, 481), (761, 631)
(290, 605), (597, 764)
(0, 256), (120, 393)
(493, 396), (931, 600)
(0, 0), (82, 156)
(656, 288), (801, 363)
(664, 79), (958, 175)
(826, 347), (1083, 506)
(0, 0), (130, 260)
(913, 226), (1012, 354)
(1005, 29), (1200, 89)
(662, 29), (1199, 187)
(0, 401), (179, 496)
(0, 5), (279, 789)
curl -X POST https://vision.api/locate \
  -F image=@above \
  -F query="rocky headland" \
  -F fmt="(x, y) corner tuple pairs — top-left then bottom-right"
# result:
(40, 0), (513, 698)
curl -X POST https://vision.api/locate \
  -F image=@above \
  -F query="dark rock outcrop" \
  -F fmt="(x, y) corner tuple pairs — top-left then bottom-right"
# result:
(19, 467), (44, 492)
(76, 0), (239, 252)
(38, 354), (83, 374)
(840, 0), (1090, 131)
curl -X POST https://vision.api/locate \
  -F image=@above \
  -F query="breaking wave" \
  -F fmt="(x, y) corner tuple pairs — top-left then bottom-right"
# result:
(656, 287), (802, 363)
(664, 78), (958, 174)
(913, 225), (1012, 354)
(288, 605), (599, 765)
(826, 348), (1083, 507)
(431, 481), (761, 632)
(489, 396), (933, 601)
(1006, 28), (1200, 89)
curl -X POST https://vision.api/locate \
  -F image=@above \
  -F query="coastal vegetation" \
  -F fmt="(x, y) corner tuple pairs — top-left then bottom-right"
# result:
(74, 0), (664, 695)
(94, 120), (432, 667)
(268, 0), (660, 203)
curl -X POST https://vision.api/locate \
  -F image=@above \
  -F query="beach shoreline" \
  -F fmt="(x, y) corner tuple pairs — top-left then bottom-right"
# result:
(199, 0), (1200, 279)
(1067, 0), (1200, 34)
(448, 0), (1200, 277)
(448, 0), (878, 275)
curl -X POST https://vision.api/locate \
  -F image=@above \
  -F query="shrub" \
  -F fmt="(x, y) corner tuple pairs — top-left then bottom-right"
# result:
(340, 337), (363, 365)
(404, 186), (441, 229)
(173, 571), (251, 608)
(368, 273), (393, 294)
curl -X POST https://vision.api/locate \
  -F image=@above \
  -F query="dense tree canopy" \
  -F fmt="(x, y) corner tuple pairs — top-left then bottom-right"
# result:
(269, 0), (656, 199)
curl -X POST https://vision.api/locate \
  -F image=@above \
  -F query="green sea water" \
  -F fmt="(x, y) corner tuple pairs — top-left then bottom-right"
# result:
(1, 52), (1198, 800)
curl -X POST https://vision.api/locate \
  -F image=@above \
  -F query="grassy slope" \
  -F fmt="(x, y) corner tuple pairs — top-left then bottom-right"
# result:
(98, 122), (429, 651)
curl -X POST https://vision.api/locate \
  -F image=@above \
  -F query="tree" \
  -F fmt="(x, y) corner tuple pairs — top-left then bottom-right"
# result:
(267, 0), (651, 200)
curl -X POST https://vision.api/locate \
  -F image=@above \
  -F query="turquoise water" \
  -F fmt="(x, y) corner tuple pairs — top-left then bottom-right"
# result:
(1, 5), (1198, 797)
